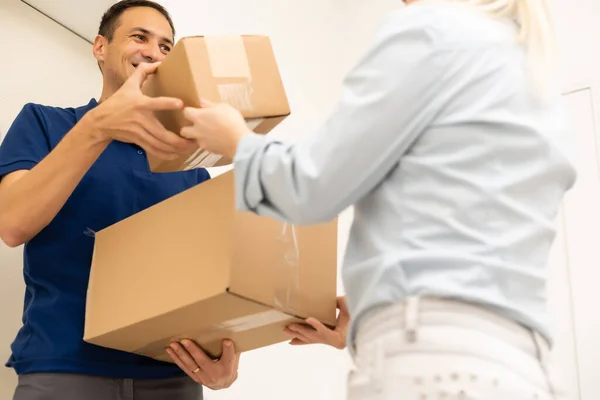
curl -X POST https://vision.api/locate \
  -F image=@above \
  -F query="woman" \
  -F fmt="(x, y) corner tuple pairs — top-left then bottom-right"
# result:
(177, 0), (575, 398)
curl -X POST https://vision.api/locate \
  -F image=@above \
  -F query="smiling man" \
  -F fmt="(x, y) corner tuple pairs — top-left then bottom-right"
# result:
(0, 1), (235, 399)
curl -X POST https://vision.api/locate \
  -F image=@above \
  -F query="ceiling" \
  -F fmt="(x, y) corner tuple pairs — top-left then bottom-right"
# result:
(22, 0), (115, 43)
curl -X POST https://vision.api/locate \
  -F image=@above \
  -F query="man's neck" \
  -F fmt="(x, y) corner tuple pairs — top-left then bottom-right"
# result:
(98, 80), (119, 104)
(98, 90), (114, 104)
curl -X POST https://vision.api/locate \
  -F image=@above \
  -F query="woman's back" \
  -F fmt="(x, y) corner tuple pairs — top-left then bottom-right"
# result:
(343, 2), (576, 346)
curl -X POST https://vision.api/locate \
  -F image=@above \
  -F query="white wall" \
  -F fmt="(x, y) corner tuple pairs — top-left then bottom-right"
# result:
(559, 87), (600, 400)
(1, 0), (598, 399)
(0, 1), (101, 398)
(546, 1), (600, 399)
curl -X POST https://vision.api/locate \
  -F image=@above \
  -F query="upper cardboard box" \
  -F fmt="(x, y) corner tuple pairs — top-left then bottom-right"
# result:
(142, 35), (290, 172)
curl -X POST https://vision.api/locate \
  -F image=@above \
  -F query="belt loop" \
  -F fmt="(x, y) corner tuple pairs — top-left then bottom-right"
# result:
(405, 296), (420, 343)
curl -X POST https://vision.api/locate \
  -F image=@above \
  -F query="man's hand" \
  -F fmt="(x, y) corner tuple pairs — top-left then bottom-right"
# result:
(166, 339), (240, 390)
(285, 296), (350, 350)
(87, 62), (197, 160)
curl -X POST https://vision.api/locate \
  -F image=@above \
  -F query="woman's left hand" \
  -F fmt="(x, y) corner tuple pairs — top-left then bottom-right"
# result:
(285, 296), (350, 350)
(181, 100), (252, 160)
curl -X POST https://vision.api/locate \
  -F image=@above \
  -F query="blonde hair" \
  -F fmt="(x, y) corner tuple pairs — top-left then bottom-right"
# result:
(467, 0), (556, 98)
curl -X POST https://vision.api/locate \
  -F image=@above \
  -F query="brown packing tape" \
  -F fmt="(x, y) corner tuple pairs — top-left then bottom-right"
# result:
(204, 36), (251, 79)
(273, 223), (301, 315)
(205, 35), (254, 111)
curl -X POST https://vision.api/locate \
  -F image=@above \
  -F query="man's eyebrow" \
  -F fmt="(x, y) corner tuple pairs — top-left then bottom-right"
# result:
(130, 27), (174, 47)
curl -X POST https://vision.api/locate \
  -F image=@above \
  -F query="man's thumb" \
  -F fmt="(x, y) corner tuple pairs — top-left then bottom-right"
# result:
(200, 98), (215, 108)
(129, 62), (161, 88)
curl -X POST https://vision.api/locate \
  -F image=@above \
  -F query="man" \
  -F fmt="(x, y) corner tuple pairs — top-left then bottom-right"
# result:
(0, 1), (233, 399)
(0, 1), (348, 398)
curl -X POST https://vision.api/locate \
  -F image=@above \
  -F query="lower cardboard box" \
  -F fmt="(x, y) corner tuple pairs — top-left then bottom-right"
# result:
(83, 170), (338, 361)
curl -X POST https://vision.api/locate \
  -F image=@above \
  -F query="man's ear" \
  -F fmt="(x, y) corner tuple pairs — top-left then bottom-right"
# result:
(93, 35), (107, 69)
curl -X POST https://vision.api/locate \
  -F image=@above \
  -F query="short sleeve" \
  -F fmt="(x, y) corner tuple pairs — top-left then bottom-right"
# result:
(196, 167), (211, 183)
(0, 104), (51, 179)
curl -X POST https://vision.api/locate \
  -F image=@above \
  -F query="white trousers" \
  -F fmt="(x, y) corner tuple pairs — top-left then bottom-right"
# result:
(348, 297), (567, 400)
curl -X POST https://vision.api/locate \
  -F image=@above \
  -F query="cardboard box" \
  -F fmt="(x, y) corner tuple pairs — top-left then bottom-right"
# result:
(142, 35), (291, 172)
(84, 171), (338, 362)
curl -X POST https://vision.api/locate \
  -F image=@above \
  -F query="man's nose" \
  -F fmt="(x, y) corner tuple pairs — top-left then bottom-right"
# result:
(142, 46), (163, 63)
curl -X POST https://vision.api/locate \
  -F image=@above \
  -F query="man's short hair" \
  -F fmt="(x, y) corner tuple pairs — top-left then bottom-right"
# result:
(98, 0), (176, 42)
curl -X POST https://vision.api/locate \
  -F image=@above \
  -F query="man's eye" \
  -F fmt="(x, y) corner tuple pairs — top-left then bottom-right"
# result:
(133, 34), (145, 40)
(161, 45), (171, 52)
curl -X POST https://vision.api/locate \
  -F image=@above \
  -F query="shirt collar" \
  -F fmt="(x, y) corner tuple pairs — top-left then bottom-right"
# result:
(75, 98), (99, 122)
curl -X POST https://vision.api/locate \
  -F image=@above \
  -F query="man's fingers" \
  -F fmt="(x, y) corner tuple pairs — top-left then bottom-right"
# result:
(181, 339), (224, 384)
(218, 340), (236, 366)
(226, 340), (241, 380)
(180, 126), (198, 140)
(200, 98), (215, 108)
(133, 128), (178, 160)
(166, 346), (211, 385)
(183, 106), (203, 121)
(179, 123), (206, 150)
(166, 347), (189, 373)
(217, 340), (237, 381)
(181, 339), (213, 368)
(232, 347), (241, 376)
(144, 146), (178, 161)
(128, 62), (161, 88)
(151, 127), (197, 153)
(135, 125), (180, 159)
(170, 342), (203, 372)
(141, 118), (197, 154)
(143, 96), (184, 111)
(181, 339), (229, 383)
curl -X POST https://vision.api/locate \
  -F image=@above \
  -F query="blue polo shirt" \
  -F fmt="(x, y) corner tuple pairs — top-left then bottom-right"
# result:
(0, 99), (210, 378)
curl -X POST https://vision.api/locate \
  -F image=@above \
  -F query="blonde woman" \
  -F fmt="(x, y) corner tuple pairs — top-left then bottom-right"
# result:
(176, 0), (575, 398)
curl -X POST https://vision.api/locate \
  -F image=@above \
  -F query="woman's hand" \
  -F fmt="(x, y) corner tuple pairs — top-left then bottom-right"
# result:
(285, 296), (350, 350)
(180, 100), (252, 160)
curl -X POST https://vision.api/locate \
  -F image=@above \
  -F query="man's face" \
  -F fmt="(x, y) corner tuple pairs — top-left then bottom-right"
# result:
(94, 6), (174, 89)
